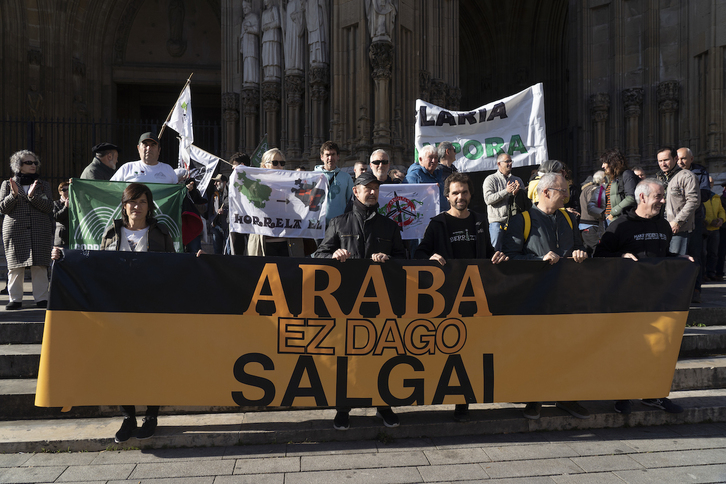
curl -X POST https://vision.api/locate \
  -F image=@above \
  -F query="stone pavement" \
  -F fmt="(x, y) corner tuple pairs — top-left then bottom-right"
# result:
(1, 422), (726, 483)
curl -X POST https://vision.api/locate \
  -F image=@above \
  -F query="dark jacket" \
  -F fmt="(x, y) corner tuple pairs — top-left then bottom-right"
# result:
(100, 218), (175, 253)
(313, 199), (406, 259)
(80, 158), (116, 180)
(414, 210), (494, 260)
(593, 206), (674, 258)
(502, 205), (585, 260)
(53, 199), (69, 246)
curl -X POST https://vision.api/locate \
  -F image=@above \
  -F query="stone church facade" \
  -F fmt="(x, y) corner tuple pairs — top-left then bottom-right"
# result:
(1, 0), (724, 182)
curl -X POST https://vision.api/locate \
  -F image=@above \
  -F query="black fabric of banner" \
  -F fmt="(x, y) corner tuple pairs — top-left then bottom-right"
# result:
(50, 250), (697, 316)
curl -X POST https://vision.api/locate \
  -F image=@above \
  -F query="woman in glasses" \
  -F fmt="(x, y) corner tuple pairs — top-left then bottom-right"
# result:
(247, 148), (306, 257)
(0, 150), (54, 310)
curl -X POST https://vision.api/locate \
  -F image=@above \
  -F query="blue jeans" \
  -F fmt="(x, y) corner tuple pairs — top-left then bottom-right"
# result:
(489, 222), (503, 251)
(211, 225), (227, 255)
(670, 233), (689, 256)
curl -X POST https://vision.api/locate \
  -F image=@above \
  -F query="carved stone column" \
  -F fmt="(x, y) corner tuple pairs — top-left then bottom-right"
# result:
(369, 40), (394, 146)
(429, 79), (448, 107)
(622, 88), (644, 165)
(657, 81), (679, 148)
(222, 92), (240, 160)
(285, 72), (304, 160)
(419, 70), (431, 103)
(309, 65), (329, 157)
(447, 87), (461, 111)
(241, 87), (259, 155)
(590, 93), (610, 161)
(262, 81), (281, 148)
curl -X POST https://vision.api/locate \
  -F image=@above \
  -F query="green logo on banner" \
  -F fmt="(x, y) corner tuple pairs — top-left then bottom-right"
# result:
(68, 179), (186, 252)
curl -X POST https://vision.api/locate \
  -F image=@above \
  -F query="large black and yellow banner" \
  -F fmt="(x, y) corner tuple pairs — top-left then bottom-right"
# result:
(36, 252), (697, 409)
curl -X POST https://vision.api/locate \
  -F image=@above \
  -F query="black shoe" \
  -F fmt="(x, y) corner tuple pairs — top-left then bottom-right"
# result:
(36, 300), (47, 309)
(614, 400), (632, 414)
(5, 302), (22, 310)
(333, 410), (350, 430)
(453, 404), (469, 422)
(136, 417), (157, 440)
(376, 407), (400, 428)
(0, 287), (8, 295)
(642, 398), (683, 414)
(114, 417), (137, 443)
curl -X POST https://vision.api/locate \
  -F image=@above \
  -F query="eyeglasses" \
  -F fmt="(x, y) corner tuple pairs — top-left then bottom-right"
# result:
(370, 159), (389, 165)
(270, 160), (286, 167)
(22, 160), (39, 166)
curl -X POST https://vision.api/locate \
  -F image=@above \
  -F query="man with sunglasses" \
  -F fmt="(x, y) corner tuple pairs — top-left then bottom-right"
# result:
(502, 172), (589, 421)
(369, 149), (395, 184)
(314, 140), (354, 224)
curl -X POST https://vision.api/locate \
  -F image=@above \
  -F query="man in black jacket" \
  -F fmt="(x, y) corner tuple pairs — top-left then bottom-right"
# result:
(414, 172), (507, 421)
(313, 171), (405, 430)
(594, 178), (690, 415)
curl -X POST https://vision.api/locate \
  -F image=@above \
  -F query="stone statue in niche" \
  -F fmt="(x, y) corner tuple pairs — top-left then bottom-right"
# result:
(261, 0), (282, 81)
(365, 0), (396, 42)
(282, 0), (305, 73)
(167, 0), (187, 57)
(240, 0), (260, 86)
(305, 0), (328, 66)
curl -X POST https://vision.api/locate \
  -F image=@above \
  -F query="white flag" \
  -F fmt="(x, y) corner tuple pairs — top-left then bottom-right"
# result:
(178, 143), (219, 195)
(166, 85), (194, 147)
(378, 184), (440, 240)
(229, 166), (328, 238)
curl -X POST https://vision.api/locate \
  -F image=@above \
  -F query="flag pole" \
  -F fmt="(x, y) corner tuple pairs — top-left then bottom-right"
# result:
(159, 72), (194, 140)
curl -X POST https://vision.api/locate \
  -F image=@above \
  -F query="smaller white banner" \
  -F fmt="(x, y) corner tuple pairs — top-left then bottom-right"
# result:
(229, 166), (328, 238)
(377, 184), (440, 240)
(179, 143), (219, 196)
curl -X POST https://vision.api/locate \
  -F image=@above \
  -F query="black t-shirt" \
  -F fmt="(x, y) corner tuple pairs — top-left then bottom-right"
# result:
(443, 212), (477, 259)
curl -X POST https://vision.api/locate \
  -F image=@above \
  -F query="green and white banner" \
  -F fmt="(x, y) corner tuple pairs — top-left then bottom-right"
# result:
(68, 179), (186, 252)
(415, 83), (548, 172)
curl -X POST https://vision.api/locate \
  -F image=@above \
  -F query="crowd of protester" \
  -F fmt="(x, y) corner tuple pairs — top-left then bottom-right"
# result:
(3, 132), (713, 441)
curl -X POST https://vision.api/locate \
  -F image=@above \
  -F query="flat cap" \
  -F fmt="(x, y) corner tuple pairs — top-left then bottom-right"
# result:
(92, 142), (119, 154)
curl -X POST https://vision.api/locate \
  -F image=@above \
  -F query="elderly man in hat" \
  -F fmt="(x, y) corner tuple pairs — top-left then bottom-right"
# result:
(111, 132), (178, 184)
(313, 171), (406, 430)
(81, 142), (119, 180)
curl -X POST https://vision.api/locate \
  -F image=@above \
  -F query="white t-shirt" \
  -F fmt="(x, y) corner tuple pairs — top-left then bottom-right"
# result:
(110, 161), (178, 184)
(120, 226), (150, 252)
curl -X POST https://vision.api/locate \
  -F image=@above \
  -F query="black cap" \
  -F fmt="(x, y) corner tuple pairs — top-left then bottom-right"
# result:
(354, 171), (381, 187)
(211, 174), (228, 183)
(138, 132), (160, 144)
(92, 142), (119, 154)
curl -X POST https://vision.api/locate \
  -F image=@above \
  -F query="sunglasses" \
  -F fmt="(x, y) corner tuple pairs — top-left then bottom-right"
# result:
(370, 159), (389, 165)
(270, 160), (286, 167)
(61, 188), (69, 192)
(22, 160), (39, 166)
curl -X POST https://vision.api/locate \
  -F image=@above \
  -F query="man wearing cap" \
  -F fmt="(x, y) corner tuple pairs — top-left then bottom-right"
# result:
(209, 174), (229, 254)
(110, 132), (178, 184)
(81, 142), (119, 180)
(313, 171), (406, 430)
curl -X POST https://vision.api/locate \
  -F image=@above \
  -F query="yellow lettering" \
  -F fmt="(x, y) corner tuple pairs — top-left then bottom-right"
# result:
(242, 263), (291, 316)
(300, 265), (344, 318)
(447, 266), (492, 317)
(347, 265), (396, 318)
(403, 266), (446, 318)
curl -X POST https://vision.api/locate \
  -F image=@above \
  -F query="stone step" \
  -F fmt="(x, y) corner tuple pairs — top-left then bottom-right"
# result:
(679, 325), (726, 357)
(2, 356), (725, 420)
(0, 388), (724, 454)
(0, 344), (41, 378)
(0, 320), (45, 345)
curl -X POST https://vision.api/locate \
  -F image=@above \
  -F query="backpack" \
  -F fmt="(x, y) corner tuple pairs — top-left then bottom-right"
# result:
(522, 208), (573, 240)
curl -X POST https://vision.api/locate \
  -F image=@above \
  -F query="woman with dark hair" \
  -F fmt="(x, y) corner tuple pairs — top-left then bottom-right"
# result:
(0, 150), (53, 310)
(52, 182), (174, 442)
(601, 148), (637, 224)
